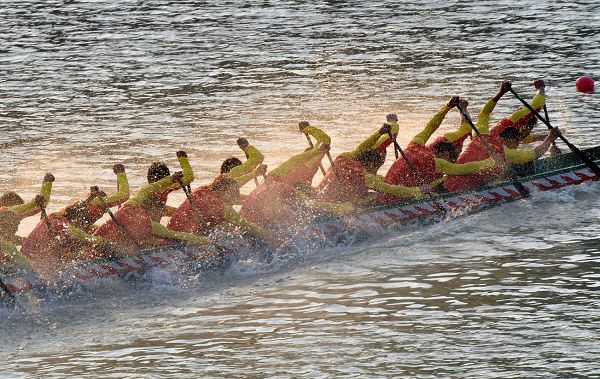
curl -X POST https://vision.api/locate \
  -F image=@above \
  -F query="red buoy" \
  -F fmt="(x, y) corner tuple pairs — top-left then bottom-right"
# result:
(576, 76), (594, 93)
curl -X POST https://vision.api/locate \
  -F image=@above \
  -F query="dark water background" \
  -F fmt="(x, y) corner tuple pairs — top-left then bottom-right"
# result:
(1, 1), (599, 377)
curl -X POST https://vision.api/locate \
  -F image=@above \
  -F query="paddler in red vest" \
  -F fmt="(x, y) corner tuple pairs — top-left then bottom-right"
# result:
(314, 123), (425, 206)
(168, 173), (270, 241)
(94, 152), (210, 255)
(0, 173), (55, 272)
(444, 80), (546, 192)
(499, 125), (562, 176)
(240, 124), (354, 229)
(377, 96), (497, 203)
(214, 138), (265, 187)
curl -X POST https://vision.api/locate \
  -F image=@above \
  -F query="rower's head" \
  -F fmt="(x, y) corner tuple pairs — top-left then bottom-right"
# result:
(220, 157), (243, 174)
(210, 177), (240, 203)
(520, 117), (538, 140)
(432, 141), (459, 162)
(64, 203), (93, 229)
(0, 208), (20, 238)
(499, 127), (521, 149)
(147, 162), (170, 184)
(356, 149), (385, 174)
(0, 191), (24, 207)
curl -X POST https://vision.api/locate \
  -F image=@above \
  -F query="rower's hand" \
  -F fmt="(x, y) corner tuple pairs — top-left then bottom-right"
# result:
(43, 173), (55, 182)
(298, 121), (310, 132)
(255, 163), (268, 177)
(171, 171), (184, 183)
(386, 113), (398, 123)
(236, 137), (249, 151)
(318, 142), (331, 153)
(533, 79), (545, 90)
(459, 98), (469, 109)
(447, 96), (460, 108)
(34, 194), (46, 208)
(419, 184), (433, 195)
(500, 81), (512, 94)
(113, 163), (125, 174)
(549, 127), (561, 140)
(379, 123), (392, 135)
(176, 150), (187, 158)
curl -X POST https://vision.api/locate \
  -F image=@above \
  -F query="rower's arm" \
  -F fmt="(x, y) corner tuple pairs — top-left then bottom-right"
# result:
(223, 204), (269, 239)
(304, 125), (331, 146)
(507, 91), (545, 124)
(295, 191), (355, 215)
(178, 154), (194, 185)
(344, 130), (385, 160)
(1, 238), (35, 272)
(89, 171), (130, 208)
(365, 173), (422, 198)
(435, 157), (495, 175)
(503, 147), (536, 164)
(442, 122), (471, 143)
(10, 177), (53, 218)
(411, 105), (451, 145)
(476, 98), (498, 134)
(151, 222), (211, 245)
(128, 175), (177, 206)
(67, 224), (106, 245)
(374, 121), (400, 153)
(163, 205), (177, 217)
(227, 146), (264, 178)
(270, 147), (324, 178)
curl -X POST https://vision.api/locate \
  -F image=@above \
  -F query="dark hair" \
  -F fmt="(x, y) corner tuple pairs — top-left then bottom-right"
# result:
(220, 157), (243, 174)
(432, 141), (459, 161)
(210, 177), (239, 193)
(356, 149), (385, 172)
(499, 126), (521, 141)
(0, 191), (24, 207)
(147, 162), (170, 183)
(64, 203), (92, 228)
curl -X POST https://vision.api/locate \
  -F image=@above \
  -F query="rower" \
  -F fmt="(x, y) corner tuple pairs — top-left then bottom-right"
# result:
(168, 174), (270, 240)
(314, 123), (425, 206)
(444, 80), (546, 192)
(94, 152), (209, 255)
(377, 97), (496, 203)
(213, 138), (265, 188)
(498, 126), (562, 176)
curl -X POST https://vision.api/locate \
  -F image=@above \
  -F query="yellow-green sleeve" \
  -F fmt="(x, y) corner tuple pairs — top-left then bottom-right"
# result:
(508, 93), (545, 123)
(1, 238), (35, 272)
(67, 224), (106, 245)
(344, 130), (383, 160)
(365, 173), (422, 198)
(10, 180), (53, 218)
(374, 121), (400, 150)
(89, 172), (130, 208)
(178, 155), (194, 185)
(270, 147), (323, 178)
(476, 98), (498, 134)
(227, 146), (264, 178)
(435, 157), (495, 175)
(295, 191), (355, 215)
(443, 122), (471, 142)
(223, 204), (268, 239)
(128, 175), (177, 206)
(411, 105), (451, 145)
(503, 147), (536, 164)
(304, 126), (331, 145)
(151, 222), (211, 245)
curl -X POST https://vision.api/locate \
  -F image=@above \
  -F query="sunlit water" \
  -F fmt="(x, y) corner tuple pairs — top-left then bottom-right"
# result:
(1, 1), (599, 377)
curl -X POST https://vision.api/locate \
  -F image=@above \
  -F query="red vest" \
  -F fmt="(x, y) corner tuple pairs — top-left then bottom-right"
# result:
(20, 214), (83, 265)
(443, 134), (505, 192)
(315, 156), (367, 204)
(240, 181), (297, 228)
(167, 187), (226, 234)
(94, 204), (153, 246)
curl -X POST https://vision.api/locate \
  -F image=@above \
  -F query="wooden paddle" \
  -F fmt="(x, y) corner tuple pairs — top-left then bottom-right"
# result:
(508, 87), (600, 178)
(456, 104), (530, 198)
(96, 189), (143, 254)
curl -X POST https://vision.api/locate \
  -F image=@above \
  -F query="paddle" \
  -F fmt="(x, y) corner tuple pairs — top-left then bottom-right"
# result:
(543, 105), (562, 155)
(456, 104), (531, 198)
(508, 87), (600, 178)
(177, 178), (207, 228)
(386, 114), (399, 159)
(299, 121), (338, 177)
(385, 127), (447, 217)
(95, 188), (143, 254)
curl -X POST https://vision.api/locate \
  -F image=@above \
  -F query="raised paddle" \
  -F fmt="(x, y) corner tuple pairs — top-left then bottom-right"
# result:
(456, 104), (531, 198)
(385, 126), (447, 217)
(386, 114), (399, 159)
(544, 105), (562, 155)
(177, 178), (208, 229)
(508, 87), (600, 178)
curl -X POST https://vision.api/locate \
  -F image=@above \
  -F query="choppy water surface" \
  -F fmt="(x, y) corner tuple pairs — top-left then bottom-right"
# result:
(1, 1), (599, 377)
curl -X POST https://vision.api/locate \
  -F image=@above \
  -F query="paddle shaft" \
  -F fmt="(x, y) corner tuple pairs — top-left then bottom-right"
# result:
(456, 104), (530, 197)
(304, 134), (327, 175)
(97, 195), (142, 252)
(543, 105), (561, 153)
(508, 87), (600, 177)
(178, 180), (207, 227)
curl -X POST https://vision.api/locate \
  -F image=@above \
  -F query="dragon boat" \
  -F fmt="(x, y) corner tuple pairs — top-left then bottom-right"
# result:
(2, 145), (599, 305)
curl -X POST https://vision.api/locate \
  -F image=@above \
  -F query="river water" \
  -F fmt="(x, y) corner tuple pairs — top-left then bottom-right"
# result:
(1, 1), (599, 377)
